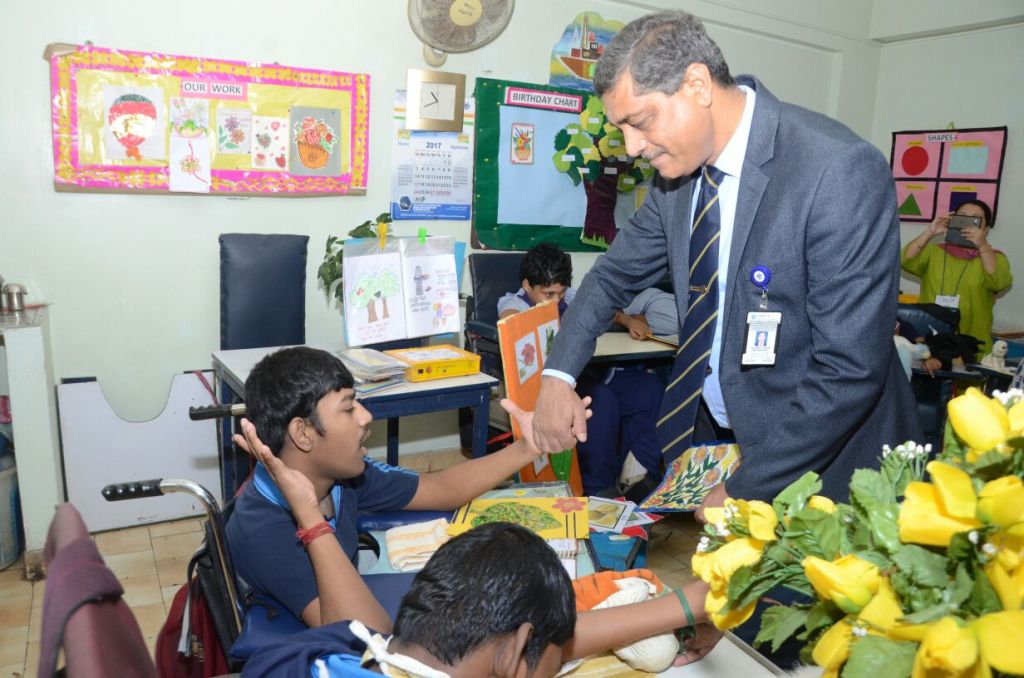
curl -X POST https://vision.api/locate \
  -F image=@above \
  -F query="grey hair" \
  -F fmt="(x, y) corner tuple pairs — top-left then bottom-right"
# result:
(594, 11), (735, 97)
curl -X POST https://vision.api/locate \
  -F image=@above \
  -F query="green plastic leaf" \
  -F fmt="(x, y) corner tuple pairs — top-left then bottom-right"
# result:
(942, 418), (966, 461)
(850, 468), (894, 506)
(841, 636), (917, 678)
(797, 601), (843, 641)
(754, 605), (808, 653)
(901, 603), (953, 625)
(786, 508), (842, 560)
(849, 470), (901, 553)
(892, 544), (950, 588)
(964, 569), (1002, 616)
(772, 472), (822, 521)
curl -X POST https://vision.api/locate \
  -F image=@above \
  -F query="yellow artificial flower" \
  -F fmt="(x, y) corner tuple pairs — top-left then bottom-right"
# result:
(1009, 399), (1024, 432)
(927, 461), (977, 520)
(807, 495), (837, 514)
(736, 499), (779, 541)
(912, 617), (979, 678)
(691, 537), (765, 590)
(984, 533), (1024, 611)
(977, 475), (1024, 530)
(813, 619), (853, 672)
(692, 537), (765, 630)
(899, 481), (981, 547)
(704, 585), (757, 630)
(972, 611), (1024, 675)
(803, 554), (881, 615)
(703, 499), (779, 543)
(858, 578), (903, 632)
(947, 387), (1008, 451)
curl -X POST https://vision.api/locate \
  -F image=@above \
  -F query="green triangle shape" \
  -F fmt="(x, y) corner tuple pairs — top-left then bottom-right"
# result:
(899, 192), (922, 216)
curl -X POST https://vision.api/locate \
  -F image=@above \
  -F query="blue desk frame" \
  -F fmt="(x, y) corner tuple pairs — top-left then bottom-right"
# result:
(212, 347), (497, 500)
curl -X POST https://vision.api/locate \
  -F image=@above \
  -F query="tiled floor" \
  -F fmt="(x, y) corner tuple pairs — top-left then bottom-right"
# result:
(0, 516), (204, 677)
(0, 448), (702, 677)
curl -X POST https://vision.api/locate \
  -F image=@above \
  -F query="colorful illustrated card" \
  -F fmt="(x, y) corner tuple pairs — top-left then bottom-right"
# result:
(290, 106), (342, 176)
(216, 107), (252, 154)
(102, 85), (166, 163)
(168, 137), (211, 193)
(448, 497), (589, 540)
(510, 122), (534, 164)
(587, 496), (633, 533)
(250, 115), (288, 171)
(169, 97), (209, 139)
(515, 332), (540, 383)
(639, 443), (741, 512)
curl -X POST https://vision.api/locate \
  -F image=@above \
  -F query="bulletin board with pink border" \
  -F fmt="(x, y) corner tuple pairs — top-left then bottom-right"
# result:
(48, 44), (370, 196)
(890, 126), (1007, 223)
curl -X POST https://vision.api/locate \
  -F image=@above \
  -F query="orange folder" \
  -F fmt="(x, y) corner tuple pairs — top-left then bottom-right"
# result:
(497, 300), (583, 495)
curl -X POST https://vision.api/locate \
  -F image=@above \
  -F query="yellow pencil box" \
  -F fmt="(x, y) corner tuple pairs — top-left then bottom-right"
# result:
(383, 344), (481, 382)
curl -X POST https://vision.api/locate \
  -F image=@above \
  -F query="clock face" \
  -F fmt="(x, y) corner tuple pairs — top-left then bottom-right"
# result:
(419, 82), (457, 121)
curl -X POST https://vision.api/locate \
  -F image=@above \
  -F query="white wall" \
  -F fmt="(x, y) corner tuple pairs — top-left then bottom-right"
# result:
(871, 21), (1024, 331)
(0, 1), (882, 462)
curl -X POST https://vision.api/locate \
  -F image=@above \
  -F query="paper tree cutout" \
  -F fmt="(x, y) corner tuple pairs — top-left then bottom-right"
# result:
(552, 95), (653, 248)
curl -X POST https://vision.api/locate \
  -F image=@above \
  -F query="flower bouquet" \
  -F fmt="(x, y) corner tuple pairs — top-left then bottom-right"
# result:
(692, 387), (1024, 677)
(294, 116), (337, 169)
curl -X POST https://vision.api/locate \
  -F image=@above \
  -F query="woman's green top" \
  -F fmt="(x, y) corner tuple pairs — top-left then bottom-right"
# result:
(901, 243), (1012, 353)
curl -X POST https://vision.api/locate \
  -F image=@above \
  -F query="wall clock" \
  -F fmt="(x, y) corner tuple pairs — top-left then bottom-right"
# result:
(406, 69), (466, 132)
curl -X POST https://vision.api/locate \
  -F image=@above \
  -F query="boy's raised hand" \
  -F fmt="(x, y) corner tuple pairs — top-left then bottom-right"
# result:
(501, 396), (592, 458)
(234, 418), (319, 520)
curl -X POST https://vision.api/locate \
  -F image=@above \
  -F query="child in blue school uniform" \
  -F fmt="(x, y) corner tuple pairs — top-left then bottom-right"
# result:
(224, 346), (567, 631)
(498, 243), (670, 496)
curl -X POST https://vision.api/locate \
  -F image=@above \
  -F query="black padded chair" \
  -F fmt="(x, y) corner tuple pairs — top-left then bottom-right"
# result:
(219, 234), (308, 496)
(219, 233), (309, 350)
(464, 252), (525, 378)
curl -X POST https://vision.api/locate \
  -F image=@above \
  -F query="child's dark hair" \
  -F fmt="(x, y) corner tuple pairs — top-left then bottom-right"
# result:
(393, 522), (576, 668)
(955, 199), (994, 229)
(244, 346), (354, 455)
(521, 243), (572, 288)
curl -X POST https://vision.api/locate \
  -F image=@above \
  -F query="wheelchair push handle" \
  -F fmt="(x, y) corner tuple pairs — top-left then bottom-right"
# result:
(102, 479), (164, 501)
(189, 403), (246, 420)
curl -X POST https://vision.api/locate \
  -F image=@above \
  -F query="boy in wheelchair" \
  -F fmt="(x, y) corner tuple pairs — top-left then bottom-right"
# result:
(241, 510), (718, 676)
(225, 346), (593, 631)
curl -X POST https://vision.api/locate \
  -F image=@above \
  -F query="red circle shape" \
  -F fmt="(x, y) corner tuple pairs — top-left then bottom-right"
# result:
(901, 146), (929, 176)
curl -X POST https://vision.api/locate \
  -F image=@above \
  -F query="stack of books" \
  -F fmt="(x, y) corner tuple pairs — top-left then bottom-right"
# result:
(334, 348), (408, 396)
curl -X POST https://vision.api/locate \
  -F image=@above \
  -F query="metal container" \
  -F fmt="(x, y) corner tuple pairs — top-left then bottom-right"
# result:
(2, 284), (26, 312)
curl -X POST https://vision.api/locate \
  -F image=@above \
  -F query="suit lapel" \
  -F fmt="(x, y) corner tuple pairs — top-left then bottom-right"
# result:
(723, 77), (779, 336)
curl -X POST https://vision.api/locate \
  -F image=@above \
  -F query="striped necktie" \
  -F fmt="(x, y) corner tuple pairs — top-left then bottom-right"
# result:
(657, 165), (725, 463)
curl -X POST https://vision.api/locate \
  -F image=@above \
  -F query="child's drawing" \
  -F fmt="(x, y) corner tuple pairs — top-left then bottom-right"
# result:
(342, 250), (407, 347)
(515, 332), (539, 384)
(537, 319), (559, 365)
(217, 108), (252, 154)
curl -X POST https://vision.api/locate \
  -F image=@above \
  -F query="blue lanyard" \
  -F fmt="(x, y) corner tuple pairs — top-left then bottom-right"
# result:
(252, 462), (341, 528)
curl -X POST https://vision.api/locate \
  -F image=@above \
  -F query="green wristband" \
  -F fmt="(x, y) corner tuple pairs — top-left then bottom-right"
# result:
(673, 587), (697, 641)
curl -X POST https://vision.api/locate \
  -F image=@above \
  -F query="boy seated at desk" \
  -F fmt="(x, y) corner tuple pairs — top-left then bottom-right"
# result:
(241, 502), (720, 677)
(224, 346), (593, 630)
(497, 243), (670, 496)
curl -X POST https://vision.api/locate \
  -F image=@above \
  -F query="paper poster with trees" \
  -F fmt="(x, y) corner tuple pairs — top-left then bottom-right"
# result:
(341, 236), (458, 346)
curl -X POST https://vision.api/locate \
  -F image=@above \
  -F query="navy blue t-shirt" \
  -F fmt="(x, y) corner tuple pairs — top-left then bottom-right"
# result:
(225, 458), (419, 620)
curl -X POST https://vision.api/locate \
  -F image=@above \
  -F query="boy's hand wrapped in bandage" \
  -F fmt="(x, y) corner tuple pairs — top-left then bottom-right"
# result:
(572, 569), (681, 673)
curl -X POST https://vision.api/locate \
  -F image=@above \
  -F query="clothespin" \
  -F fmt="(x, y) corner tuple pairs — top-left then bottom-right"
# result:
(377, 221), (388, 250)
(418, 227), (427, 244)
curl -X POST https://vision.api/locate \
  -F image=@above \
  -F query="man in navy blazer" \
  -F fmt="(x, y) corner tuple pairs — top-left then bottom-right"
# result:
(534, 11), (920, 510)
